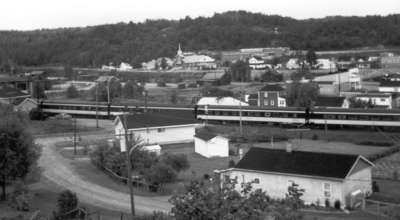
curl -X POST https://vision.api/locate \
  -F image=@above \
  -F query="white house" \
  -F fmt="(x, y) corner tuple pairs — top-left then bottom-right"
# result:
(114, 113), (199, 151)
(119, 62), (133, 71)
(218, 147), (374, 209)
(197, 97), (249, 106)
(316, 59), (337, 72)
(354, 93), (392, 109)
(286, 58), (300, 69)
(313, 69), (361, 91)
(248, 57), (269, 70)
(194, 133), (229, 158)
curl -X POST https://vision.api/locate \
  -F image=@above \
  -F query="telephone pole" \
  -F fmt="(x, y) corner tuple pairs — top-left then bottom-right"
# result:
(95, 82), (99, 128)
(123, 112), (135, 219)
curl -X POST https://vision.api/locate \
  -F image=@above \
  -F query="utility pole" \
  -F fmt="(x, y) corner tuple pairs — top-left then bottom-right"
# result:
(73, 117), (77, 155)
(123, 112), (135, 218)
(143, 90), (148, 112)
(95, 82), (99, 128)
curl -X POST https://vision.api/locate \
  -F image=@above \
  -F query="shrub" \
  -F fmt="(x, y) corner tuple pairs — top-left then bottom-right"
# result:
(57, 190), (78, 219)
(393, 170), (399, 181)
(8, 182), (33, 211)
(161, 153), (190, 172)
(312, 134), (319, 140)
(334, 200), (341, 209)
(144, 163), (177, 186)
(187, 83), (197, 88)
(66, 85), (79, 98)
(325, 199), (330, 208)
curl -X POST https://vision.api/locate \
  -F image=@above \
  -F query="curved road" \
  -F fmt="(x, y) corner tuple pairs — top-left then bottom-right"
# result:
(37, 135), (172, 214)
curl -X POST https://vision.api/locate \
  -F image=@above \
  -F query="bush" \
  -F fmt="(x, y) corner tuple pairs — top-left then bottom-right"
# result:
(187, 83), (197, 88)
(161, 153), (190, 172)
(325, 199), (330, 208)
(8, 182), (33, 211)
(29, 108), (46, 120)
(66, 85), (79, 98)
(312, 134), (319, 140)
(228, 160), (236, 168)
(57, 190), (78, 219)
(334, 200), (341, 209)
(144, 163), (177, 186)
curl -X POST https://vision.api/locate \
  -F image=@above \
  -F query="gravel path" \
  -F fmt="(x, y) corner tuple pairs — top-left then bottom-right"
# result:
(37, 135), (172, 214)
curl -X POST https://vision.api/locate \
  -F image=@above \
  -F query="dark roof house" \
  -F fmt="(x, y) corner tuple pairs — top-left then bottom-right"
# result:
(314, 96), (347, 108)
(259, 84), (284, 92)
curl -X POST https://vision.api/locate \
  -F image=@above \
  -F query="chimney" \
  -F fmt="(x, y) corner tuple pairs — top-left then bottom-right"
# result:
(286, 142), (293, 153)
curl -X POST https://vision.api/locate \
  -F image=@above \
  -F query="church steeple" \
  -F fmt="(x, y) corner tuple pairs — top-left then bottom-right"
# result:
(177, 43), (183, 57)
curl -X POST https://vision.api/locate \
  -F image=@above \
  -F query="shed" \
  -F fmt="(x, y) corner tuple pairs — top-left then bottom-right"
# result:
(194, 132), (229, 158)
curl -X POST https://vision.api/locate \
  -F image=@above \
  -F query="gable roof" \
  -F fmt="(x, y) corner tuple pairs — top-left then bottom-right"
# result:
(259, 84), (284, 92)
(235, 147), (371, 179)
(117, 112), (197, 130)
(197, 97), (249, 106)
(314, 96), (345, 107)
(194, 132), (218, 141)
(380, 81), (400, 87)
(183, 55), (215, 64)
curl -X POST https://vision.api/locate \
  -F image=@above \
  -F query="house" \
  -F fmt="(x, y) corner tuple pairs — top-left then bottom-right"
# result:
(379, 81), (400, 93)
(218, 147), (374, 208)
(286, 58), (300, 70)
(197, 97), (248, 106)
(315, 59), (337, 72)
(381, 56), (400, 68)
(198, 72), (227, 86)
(313, 69), (361, 91)
(314, 96), (349, 108)
(15, 98), (38, 112)
(257, 84), (286, 107)
(354, 93), (392, 109)
(248, 57), (269, 70)
(0, 85), (31, 105)
(194, 132), (229, 158)
(118, 62), (133, 71)
(246, 94), (258, 106)
(182, 55), (217, 69)
(114, 113), (199, 151)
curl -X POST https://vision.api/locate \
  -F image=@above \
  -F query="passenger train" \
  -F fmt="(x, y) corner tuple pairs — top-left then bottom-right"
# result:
(39, 100), (400, 127)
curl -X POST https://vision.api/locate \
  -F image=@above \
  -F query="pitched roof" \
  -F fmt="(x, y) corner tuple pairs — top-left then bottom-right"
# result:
(259, 84), (284, 92)
(235, 147), (366, 179)
(314, 96), (345, 107)
(118, 112), (197, 130)
(197, 97), (249, 106)
(380, 81), (400, 87)
(201, 72), (225, 81)
(183, 55), (215, 64)
(0, 86), (30, 99)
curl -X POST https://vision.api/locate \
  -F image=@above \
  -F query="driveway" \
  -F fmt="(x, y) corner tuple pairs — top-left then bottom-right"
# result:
(37, 134), (172, 214)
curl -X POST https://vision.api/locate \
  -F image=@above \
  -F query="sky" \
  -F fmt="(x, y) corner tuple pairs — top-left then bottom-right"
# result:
(1, 0), (399, 30)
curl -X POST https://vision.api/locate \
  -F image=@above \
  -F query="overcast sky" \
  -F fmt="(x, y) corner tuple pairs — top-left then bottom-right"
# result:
(1, 0), (399, 30)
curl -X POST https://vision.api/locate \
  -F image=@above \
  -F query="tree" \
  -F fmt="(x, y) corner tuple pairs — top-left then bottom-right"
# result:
(306, 49), (317, 68)
(201, 86), (234, 97)
(160, 57), (168, 70)
(260, 69), (283, 82)
(229, 60), (251, 82)
(0, 106), (40, 200)
(169, 90), (178, 104)
(286, 82), (319, 107)
(122, 80), (143, 99)
(170, 177), (303, 220)
(161, 153), (189, 172)
(66, 85), (79, 98)
(31, 81), (46, 99)
(56, 190), (79, 219)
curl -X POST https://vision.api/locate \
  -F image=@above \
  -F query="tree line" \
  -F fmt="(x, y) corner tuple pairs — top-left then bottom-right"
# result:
(0, 11), (399, 69)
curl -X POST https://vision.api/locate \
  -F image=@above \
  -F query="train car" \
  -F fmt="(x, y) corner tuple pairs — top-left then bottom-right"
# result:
(195, 105), (400, 127)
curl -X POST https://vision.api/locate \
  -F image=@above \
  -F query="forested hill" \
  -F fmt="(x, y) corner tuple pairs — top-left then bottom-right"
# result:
(0, 11), (400, 68)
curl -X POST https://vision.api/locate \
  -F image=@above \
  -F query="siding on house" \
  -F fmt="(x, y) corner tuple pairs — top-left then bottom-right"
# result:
(194, 136), (229, 158)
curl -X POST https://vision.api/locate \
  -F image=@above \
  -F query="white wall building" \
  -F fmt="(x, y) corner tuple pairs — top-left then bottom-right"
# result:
(219, 147), (374, 209)
(194, 133), (229, 158)
(354, 93), (392, 109)
(118, 62), (133, 71)
(248, 57), (269, 70)
(114, 113), (199, 151)
(197, 97), (249, 106)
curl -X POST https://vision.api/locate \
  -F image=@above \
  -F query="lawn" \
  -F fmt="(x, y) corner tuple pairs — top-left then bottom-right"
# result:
(28, 118), (105, 135)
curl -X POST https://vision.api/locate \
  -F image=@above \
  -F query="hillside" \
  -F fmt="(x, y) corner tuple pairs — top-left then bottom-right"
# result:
(0, 11), (399, 68)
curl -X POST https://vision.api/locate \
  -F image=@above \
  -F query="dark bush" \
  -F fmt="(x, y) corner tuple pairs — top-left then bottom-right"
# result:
(325, 199), (330, 208)
(372, 181), (380, 192)
(228, 149), (236, 156)
(203, 173), (210, 180)
(161, 153), (190, 172)
(229, 160), (236, 167)
(29, 108), (46, 120)
(312, 134), (319, 140)
(57, 190), (78, 219)
(334, 200), (341, 209)
(356, 141), (393, 147)
(187, 83), (197, 88)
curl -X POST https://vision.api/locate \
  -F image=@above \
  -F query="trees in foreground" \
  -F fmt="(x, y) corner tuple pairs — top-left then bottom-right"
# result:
(0, 105), (41, 200)
(170, 177), (304, 220)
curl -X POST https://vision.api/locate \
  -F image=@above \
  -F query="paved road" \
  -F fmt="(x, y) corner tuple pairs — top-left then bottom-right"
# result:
(37, 134), (172, 214)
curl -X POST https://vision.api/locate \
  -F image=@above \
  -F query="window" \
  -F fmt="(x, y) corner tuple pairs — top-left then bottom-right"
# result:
(264, 92), (268, 98)
(323, 183), (331, 198)
(157, 128), (166, 133)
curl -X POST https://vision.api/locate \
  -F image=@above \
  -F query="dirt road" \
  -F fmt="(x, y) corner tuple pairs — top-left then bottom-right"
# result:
(37, 135), (172, 214)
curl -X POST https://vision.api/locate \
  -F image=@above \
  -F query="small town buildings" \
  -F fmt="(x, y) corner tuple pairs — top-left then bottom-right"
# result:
(101, 64), (117, 71)
(197, 97), (248, 106)
(314, 96), (349, 108)
(15, 98), (38, 112)
(315, 59), (337, 72)
(218, 147), (374, 208)
(257, 84), (286, 107)
(381, 56), (400, 68)
(286, 58), (300, 70)
(182, 55), (216, 69)
(379, 81), (400, 93)
(118, 62), (133, 71)
(194, 133), (229, 158)
(114, 113), (198, 151)
(248, 57), (269, 70)
(354, 93), (392, 109)
(313, 69), (361, 91)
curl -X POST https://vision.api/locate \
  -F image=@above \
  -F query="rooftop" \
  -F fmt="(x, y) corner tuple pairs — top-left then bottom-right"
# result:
(259, 84), (284, 92)
(235, 147), (370, 179)
(314, 96), (345, 107)
(194, 132), (218, 141)
(201, 72), (226, 81)
(380, 81), (400, 87)
(117, 112), (197, 130)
